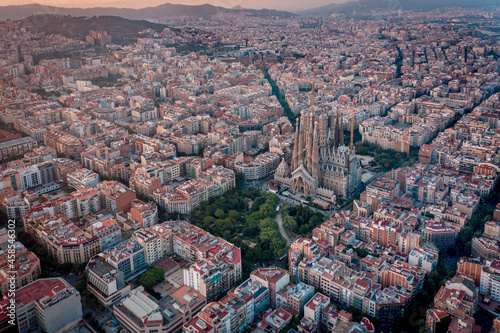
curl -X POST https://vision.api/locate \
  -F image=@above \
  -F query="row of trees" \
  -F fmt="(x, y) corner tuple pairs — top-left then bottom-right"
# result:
(458, 205), (493, 255)
(281, 203), (324, 236)
(397, 195), (495, 332)
(262, 68), (296, 124)
(396, 258), (455, 333)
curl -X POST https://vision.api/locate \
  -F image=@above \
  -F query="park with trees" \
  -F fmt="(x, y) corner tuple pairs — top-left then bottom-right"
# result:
(355, 142), (418, 171)
(281, 202), (324, 236)
(190, 188), (288, 278)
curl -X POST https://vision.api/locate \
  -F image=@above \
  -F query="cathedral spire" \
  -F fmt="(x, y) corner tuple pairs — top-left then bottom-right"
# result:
(334, 111), (341, 148)
(340, 113), (344, 147)
(307, 116), (314, 173)
(298, 114), (306, 166)
(312, 122), (319, 183)
(292, 118), (300, 170)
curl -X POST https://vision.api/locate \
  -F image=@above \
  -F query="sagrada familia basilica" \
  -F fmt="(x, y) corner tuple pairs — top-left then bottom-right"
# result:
(275, 109), (362, 202)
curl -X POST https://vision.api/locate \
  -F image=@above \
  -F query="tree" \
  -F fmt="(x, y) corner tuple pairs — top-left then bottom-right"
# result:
(259, 204), (276, 219)
(151, 267), (164, 282)
(138, 267), (164, 289)
(284, 216), (297, 231)
(215, 218), (232, 232)
(279, 316), (300, 333)
(214, 208), (225, 219)
(446, 246), (457, 257)
(203, 216), (216, 228)
(235, 171), (245, 189)
(75, 279), (87, 292)
(347, 306), (363, 322)
(228, 210), (240, 220)
(354, 248), (369, 258)
(140, 275), (157, 289)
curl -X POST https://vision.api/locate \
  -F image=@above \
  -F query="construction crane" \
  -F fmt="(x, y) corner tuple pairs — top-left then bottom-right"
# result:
(280, 74), (327, 110)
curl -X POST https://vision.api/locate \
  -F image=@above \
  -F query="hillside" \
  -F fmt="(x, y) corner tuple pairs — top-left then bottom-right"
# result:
(0, 3), (295, 21)
(299, 0), (500, 17)
(18, 15), (168, 44)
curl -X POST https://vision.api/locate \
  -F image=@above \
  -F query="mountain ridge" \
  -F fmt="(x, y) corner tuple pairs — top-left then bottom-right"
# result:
(0, 2), (296, 21)
(17, 15), (170, 44)
(298, 0), (500, 17)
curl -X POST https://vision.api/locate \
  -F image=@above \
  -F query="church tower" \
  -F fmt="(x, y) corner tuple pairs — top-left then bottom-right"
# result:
(276, 107), (361, 201)
(298, 113), (306, 166)
(307, 117), (314, 173)
(333, 112), (342, 148)
(292, 119), (300, 170)
(339, 114), (344, 147)
(312, 123), (320, 181)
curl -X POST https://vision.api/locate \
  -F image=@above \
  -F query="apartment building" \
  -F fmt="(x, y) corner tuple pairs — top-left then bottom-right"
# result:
(129, 174), (161, 199)
(165, 221), (242, 301)
(250, 267), (290, 308)
(304, 293), (330, 324)
(426, 276), (477, 333)
(380, 261), (425, 298)
(161, 178), (217, 215)
(0, 137), (36, 162)
(234, 152), (282, 181)
(128, 199), (158, 228)
(480, 260), (500, 302)
(457, 257), (484, 287)
(86, 217), (122, 251)
(133, 228), (164, 264)
(113, 285), (206, 333)
(23, 146), (57, 164)
(86, 256), (131, 307)
(408, 247), (439, 273)
(97, 180), (136, 214)
(67, 168), (100, 190)
(16, 278), (83, 333)
(25, 213), (101, 264)
(100, 239), (147, 280)
(423, 221), (458, 250)
(232, 278), (270, 323)
(276, 282), (315, 317)
(56, 158), (81, 183)
(256, 308), (292, 333)
(0, 242), (40, 295)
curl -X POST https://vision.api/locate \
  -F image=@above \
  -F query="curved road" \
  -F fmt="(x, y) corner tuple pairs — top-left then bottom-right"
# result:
(276, 209), (292, 245)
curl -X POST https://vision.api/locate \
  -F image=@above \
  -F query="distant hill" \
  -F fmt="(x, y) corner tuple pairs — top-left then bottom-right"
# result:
(18, 15), (169, 44)
(0, 3), (295, 21)
(299, 0), (500, 17)
(298, 2), (340, 17)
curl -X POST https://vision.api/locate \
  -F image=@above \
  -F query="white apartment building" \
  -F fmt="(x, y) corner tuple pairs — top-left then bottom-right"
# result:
(480, 260), (500, 302)
(67, 168), (100, 190)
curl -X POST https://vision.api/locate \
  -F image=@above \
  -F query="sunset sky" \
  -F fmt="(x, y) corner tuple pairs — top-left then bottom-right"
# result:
(0, 0), (345, 11)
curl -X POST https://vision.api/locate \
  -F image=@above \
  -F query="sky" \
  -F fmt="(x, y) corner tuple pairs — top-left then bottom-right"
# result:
(0, 0), (345, 11)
